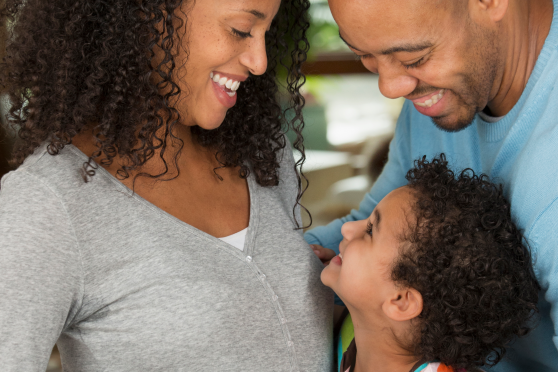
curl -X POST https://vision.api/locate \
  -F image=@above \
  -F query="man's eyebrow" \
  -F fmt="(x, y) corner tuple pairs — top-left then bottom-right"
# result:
(339, 32), (364, 53)
(373, 208), (381, 231)
(339, 32), (433, 56)
(379, 42), (433, 55)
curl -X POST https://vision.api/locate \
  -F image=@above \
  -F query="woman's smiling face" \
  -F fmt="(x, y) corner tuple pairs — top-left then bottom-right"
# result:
(321, 187), (415, 311)
(171, 0), (281, 130)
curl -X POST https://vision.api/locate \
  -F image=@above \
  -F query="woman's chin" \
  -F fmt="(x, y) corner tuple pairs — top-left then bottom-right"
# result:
(190, 115), (227, 132)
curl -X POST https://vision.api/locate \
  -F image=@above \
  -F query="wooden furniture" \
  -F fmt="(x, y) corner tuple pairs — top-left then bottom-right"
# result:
(302, 52), (371, 75)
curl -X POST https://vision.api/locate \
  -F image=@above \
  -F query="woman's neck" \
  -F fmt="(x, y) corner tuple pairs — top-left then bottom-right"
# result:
(72, 122), (221, 181)
(350, 308), (420, 372)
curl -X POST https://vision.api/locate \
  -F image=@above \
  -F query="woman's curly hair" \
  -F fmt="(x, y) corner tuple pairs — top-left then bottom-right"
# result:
(0, 0), (311, 226)
(392, 154), (540, 370)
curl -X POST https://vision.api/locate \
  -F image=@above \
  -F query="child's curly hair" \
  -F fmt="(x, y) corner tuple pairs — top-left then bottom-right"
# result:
(392, 154), (540, 370)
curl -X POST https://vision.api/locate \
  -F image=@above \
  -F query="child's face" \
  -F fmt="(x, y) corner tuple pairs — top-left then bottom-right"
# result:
(321, 187), (415, 310)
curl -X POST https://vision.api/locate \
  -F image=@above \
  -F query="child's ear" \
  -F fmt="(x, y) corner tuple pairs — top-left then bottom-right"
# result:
(382, 288), (423, 321)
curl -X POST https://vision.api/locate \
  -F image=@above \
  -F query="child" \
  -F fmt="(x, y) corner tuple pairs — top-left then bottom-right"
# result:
(320, 155), (540, 372)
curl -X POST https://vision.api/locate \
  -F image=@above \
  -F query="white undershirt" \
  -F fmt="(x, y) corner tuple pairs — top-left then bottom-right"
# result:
(478, 110), (503, 123)
(218, 228), (248, 251)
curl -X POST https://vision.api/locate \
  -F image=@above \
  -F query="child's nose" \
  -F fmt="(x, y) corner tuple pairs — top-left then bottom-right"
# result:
(341, 220), (363, 241)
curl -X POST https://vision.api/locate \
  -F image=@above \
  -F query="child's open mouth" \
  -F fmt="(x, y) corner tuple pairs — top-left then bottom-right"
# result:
(331, 253), (343, 266)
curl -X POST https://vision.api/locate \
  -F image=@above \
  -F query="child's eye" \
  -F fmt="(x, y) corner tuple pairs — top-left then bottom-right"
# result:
(231, 28), (252, 39)
(366, 221), (373, 237)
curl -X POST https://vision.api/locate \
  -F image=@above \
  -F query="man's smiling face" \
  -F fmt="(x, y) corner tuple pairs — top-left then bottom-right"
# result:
(328, 0), (503, 131)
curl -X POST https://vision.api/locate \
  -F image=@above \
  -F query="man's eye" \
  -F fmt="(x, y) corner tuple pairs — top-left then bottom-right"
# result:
(403, 57), (425, 69)
(355, 54), (372, 61)
(231, 28), (252, 39)
(366, 221), (373, 236)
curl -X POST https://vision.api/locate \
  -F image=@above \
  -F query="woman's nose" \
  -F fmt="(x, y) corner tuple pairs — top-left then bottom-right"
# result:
(239, 37), (268, 76)
(377, 63), (418, 99)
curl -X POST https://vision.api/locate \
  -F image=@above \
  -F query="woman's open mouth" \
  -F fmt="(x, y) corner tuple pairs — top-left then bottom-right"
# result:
(210, 72), (243, 109)
(211, 72), (241, 97)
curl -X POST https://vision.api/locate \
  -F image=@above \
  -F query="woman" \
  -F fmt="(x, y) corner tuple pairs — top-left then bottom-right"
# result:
(0, 0), (333, 371)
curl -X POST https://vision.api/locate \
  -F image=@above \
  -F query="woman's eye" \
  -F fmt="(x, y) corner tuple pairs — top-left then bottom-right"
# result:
(365, 221), (373, 237)
(403, 57), (425, 69)
(231, 28), (252, 39)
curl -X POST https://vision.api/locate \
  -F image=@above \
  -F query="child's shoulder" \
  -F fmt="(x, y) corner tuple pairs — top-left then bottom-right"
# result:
(415, 362), (485, 372)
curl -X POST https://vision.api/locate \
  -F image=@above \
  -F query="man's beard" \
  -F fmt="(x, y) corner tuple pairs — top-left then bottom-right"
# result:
(430, 88), (482, 133)
(429, 24), (500, 132)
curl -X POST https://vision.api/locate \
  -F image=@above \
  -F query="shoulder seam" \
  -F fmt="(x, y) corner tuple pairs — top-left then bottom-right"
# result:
(524, 196), (558, 280)
(525, 196), (558, 243)
(18, 169), (85, 327)
(18, 145), (50, 171)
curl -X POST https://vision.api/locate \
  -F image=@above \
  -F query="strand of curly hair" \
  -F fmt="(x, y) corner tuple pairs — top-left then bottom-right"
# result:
(0, 0), (312, 228)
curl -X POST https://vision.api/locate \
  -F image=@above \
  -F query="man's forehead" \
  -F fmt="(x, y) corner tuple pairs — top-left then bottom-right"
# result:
(330, 0), (455, 53)
(329, 0), (451, 15)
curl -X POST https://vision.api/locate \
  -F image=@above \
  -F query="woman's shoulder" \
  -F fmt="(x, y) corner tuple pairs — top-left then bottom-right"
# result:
(1, 143), (111, 203)
(18, 143), (86, 178)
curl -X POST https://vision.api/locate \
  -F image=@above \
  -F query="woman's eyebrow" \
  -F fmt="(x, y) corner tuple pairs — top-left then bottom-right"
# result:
(235, 9), (266, 20)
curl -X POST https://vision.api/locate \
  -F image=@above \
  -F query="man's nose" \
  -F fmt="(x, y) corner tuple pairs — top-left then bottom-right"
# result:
(377, 63), (418, 99)
(238, 37), (268, 76)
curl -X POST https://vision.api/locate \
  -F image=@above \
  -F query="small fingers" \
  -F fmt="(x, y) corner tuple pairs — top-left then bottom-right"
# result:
(310, 244), (337, 266)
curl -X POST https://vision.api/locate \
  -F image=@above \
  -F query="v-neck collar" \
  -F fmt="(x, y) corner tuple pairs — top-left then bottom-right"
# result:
(66, 144), (259, 260)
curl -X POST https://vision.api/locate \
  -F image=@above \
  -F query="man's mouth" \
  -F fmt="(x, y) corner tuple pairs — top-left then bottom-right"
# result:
(411, 89), (446, 108)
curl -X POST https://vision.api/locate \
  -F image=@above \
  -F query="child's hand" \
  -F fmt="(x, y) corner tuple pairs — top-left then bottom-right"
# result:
(310, 244), (337, 266)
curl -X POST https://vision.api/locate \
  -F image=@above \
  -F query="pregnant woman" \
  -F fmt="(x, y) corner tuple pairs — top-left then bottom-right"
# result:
(0, 0), (333, 371)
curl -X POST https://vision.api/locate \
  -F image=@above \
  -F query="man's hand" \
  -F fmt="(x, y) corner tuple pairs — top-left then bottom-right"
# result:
(310, 244), (337, 266)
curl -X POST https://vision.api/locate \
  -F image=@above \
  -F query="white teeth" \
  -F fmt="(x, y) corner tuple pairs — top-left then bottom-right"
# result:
(414, 89), (445, 108)
(212, 73), (241, 92)
(226, 91), (236, 97)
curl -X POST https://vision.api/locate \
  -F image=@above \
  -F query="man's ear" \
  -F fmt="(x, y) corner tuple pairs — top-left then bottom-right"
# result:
(382, 288), (423, 322)
(470, 0), (509, 23)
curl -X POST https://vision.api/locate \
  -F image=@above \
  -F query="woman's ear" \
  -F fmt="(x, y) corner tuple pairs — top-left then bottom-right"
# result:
(382, 288), (423, 321)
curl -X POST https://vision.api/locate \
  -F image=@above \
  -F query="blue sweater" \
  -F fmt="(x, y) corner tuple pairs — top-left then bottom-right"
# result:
(305, 2), (558, 371)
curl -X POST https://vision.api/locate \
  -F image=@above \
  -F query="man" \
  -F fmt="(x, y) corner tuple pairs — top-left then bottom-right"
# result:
(305, 0), (558, 371)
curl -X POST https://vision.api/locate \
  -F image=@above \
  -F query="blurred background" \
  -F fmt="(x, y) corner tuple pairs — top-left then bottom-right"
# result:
(290, 0), (403, 227)
(0, 1), (403, 371)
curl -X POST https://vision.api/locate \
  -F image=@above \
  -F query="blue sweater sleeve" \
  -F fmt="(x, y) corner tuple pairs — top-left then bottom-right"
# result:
(304, 102), (413, 253)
